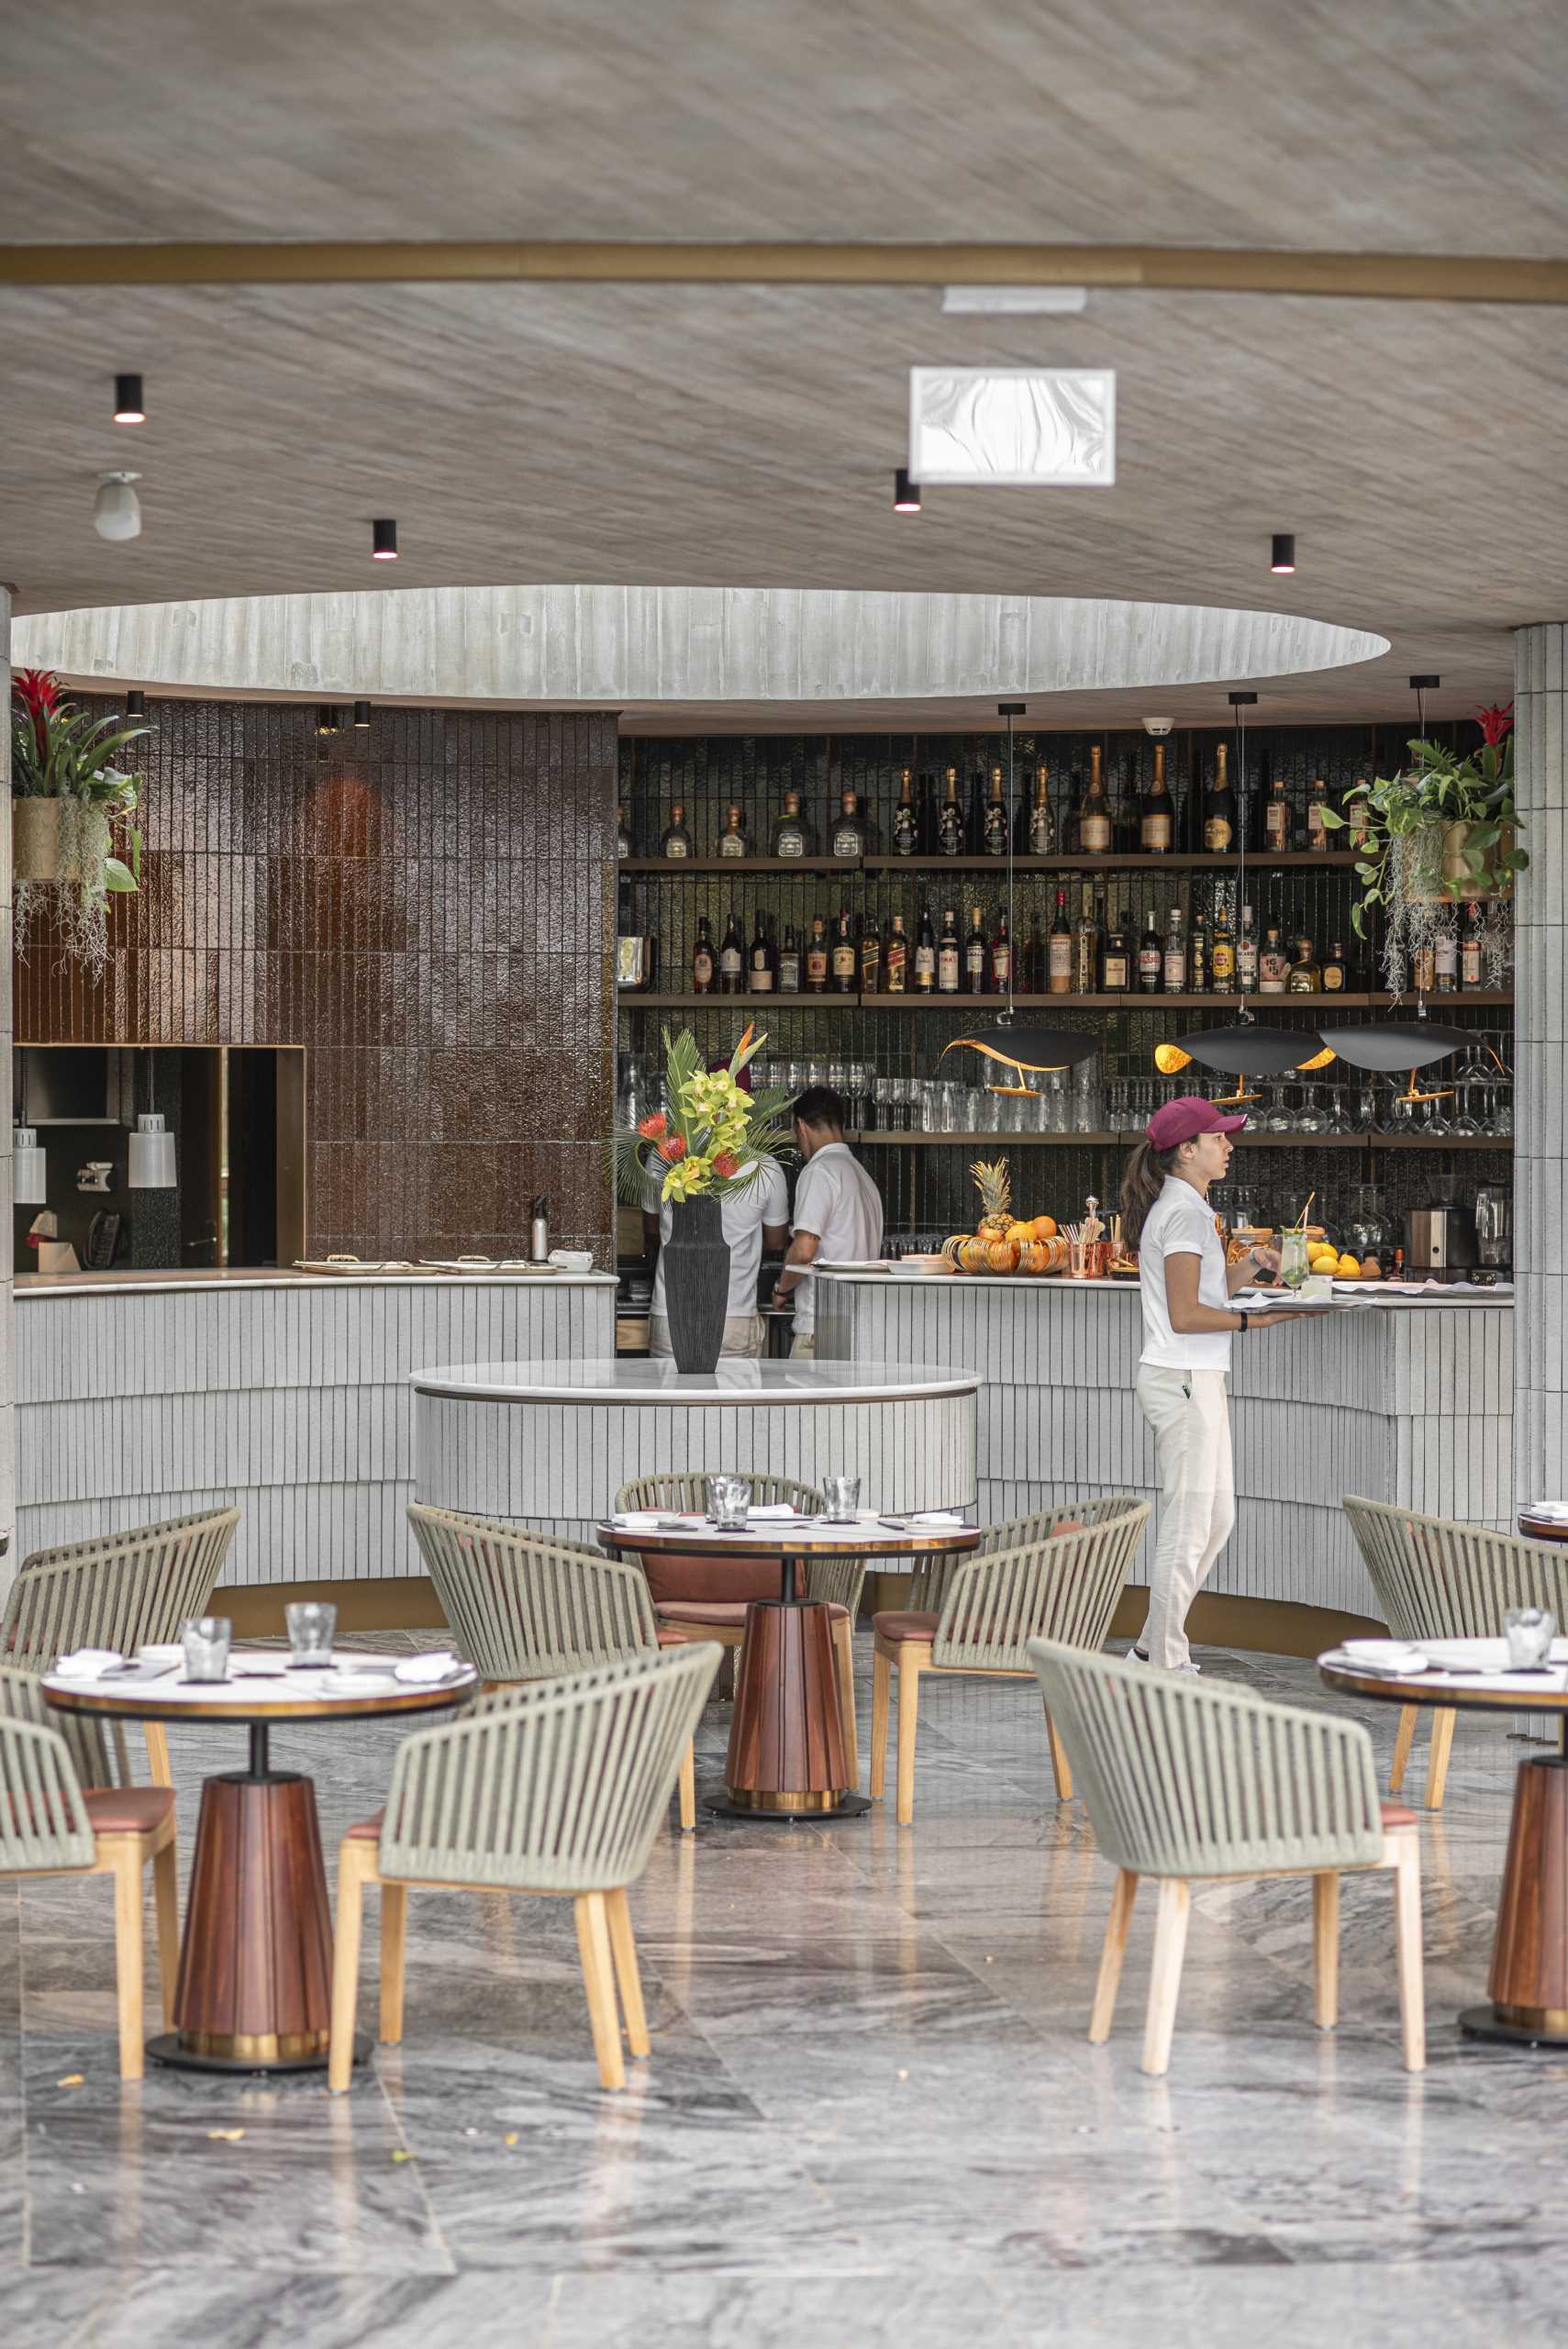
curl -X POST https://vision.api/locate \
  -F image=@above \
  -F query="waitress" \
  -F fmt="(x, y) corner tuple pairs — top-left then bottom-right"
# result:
(1118, 1097), (1288, 1673)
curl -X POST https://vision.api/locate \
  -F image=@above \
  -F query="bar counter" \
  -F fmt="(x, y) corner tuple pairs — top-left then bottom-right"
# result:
(814, 1270), (1514, 1647)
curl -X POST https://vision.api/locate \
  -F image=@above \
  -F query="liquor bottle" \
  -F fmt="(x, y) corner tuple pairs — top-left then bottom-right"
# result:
(718, 803), (750, 859)
(1187, 907), (1208, 994)
(830, 909), (857, 991)
(938, 767), (963, 856)
(1345, 781), (1372, 851)
(861, 916), (883, 996)
(1322, 941), (1348, 993)
(831, 790), (867, 860)
(937, 908), (962, 995)
(884, 912), (909, 993)
(692, 914), (716, 995)
(1028, 764), (1055, 856)
(778, 922), (802, 994)
(718, 912), (745, 994)
(1306, 782), (1330, 853)
(1262, 771), (1292, 854)
(1237, 903), (1258, 995)
(965, 767), (988, 853)
(989, 911), (1012, 994)
(1202, 743), (1237, 853)
(1210, 897), (1236, 993)
(892, 768), (918, 856)
(1073, 884), (1099, 994)
(1138, 908), (1163, 993)
(748, 914), (776, 992)
(661, 802), (693, 859)
(984, 766), (1008, 857)
(616, 803), (632, 858)
(1140, 745), (1173, 852)
(1460, 902), (1484, 989)
(1433, 921), (1458, 994)
(1163, 907), (1186, 994)
(771, 790), (811, 859)
(1411, 938), (1435, 993)
(913, 907), (937, 994)
(1259, 924), (1289, 993)
(806, 916), (829, 993)
(1098, 896), (1131, 993)
(1047, 886), (1073, 995)
(1078, 745), (1113, 854)
(1286, 936), (1323, 993)
(964, 905), (987, 993)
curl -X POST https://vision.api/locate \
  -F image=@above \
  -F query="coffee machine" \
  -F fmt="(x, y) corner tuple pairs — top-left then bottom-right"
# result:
(1405, 1199), (1479, 1277)
(1473, 1185), (1512, 1274)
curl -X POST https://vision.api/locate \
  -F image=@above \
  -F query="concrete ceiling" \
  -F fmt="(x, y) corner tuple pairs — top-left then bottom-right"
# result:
(4, 1), (1566, 723)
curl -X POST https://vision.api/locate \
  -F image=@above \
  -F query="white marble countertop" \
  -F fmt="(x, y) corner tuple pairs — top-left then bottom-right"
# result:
(17, 1266), (617, 1298)
(812, 1267), (1512, 1308)
(409, 1357), (980, 1403)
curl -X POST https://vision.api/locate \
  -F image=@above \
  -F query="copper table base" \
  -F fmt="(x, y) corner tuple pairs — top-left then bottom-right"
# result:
(1461, 1752), (1568, 2047)
(719, 1585), (870, 1824)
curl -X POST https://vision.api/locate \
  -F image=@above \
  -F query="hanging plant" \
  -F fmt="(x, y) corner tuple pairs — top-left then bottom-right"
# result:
(1318, 703), (1525, 992)
(10, 669), (145, 975)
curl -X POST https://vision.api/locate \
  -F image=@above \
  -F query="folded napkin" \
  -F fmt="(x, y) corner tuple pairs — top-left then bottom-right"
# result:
(612, 1511), (662, 1530)
(1522, 1501), (1568, 1525)
(394, 1651), (462, 1686)
(53, 1647), (124, 1678)
(910, 1511), (967, 1529)
(1340, 1640), (1430, 1675)
(747, 1503), (801, 1520)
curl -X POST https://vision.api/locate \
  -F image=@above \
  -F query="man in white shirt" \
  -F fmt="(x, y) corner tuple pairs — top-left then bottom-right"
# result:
(774, 1085), (884, 1358)
(642, 1155), (790, 1360)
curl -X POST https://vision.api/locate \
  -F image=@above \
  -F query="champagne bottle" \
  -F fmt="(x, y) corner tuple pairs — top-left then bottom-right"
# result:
(893, 768), (917, 856)
(1078, 745), (1112, 854)
(1028, 764), (1055, 855)
(984, 766), (1008, 857)
(1140, 745), (1173, 852)
(1203, 743), (1236, 852)
(938, 767), (963, 856)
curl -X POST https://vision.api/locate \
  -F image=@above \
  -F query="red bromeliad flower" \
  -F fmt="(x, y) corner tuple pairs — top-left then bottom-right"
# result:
(1477, 701), (1514, 747)
(711, 1150), (739, 1179)
(12, 667), (62, 766)
(657, 1133), (687, 1163)
(637, 1110), (668, 1141)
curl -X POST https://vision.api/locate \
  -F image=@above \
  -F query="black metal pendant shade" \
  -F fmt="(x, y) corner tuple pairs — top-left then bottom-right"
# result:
(1317, 1020), (1471, 1073)
(941, 1024), (1100, 1076)
(1173, 1024), (1322, 1076)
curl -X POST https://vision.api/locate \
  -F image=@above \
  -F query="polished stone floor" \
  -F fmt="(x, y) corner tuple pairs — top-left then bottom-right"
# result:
(4, 1637), (1565, 2346)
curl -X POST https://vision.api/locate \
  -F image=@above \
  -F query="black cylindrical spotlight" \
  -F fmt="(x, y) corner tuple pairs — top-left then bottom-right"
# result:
(372, 518), (398, 560)
(893, 468), (921, 513)
(114, 373), (145, 424)
(1269, 533), (1296, 575)
(125, 689), (146, 717)
(352, 699), (372, 729)
(316, 706), (341, 736)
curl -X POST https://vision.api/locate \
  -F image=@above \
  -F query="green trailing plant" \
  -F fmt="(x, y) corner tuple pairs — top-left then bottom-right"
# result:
(613, 1022), (795, 1208)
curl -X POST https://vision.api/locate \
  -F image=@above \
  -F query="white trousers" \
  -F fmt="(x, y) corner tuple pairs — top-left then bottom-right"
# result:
(1135, 1365), (1236, 1668)
(650, 1313), (764, 1361)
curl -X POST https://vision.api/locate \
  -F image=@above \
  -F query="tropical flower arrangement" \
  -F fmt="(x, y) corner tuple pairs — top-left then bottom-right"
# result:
(11, 667), (146, 974)
(614, 1023), (795, 1208)
(1318, 701), (1525, 991)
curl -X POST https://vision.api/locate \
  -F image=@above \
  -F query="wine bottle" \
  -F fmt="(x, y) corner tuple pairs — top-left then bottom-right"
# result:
(1140, 745), (1173, 852)
(1047, 886), (1073, 995)
(884, 912), (908, 993)
(1138, 908), (1163, 992)
(747, 913), (775, 992)
(1078, 745), (1113, 854)
(914, 907), (937, 994)
(692, 914), (716, 995)
(989, 911), (1011, 994)
(718, 912), (745, 994)
(893, 768), (917, 856)
(938, 767), (963, 856)
(937, 908), (962, 994)
(964, 904), (987, 993)
(1203, 744), (1236, 852)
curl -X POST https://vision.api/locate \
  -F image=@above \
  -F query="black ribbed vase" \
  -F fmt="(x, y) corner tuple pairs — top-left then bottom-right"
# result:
(663, 1195), (731, 1374)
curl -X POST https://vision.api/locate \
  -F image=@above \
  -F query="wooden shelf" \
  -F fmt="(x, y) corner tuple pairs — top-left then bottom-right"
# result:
(849, 1130), (1512, 1152)
(618, 856), (862, 874)
(619, 852), (1365, 874)
(617, 991), (860, 1009)
(621, 989), (1514, 1013)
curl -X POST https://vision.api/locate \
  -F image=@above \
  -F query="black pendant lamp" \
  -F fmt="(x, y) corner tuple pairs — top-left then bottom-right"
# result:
(940, 704), (1100, 1089)
(1315, 1018), (1470, 1074)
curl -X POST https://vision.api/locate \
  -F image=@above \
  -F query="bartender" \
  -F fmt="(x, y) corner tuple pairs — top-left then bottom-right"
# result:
(774, 1084), (884, 1359)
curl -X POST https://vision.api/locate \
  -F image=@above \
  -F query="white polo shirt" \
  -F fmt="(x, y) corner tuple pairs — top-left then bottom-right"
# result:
(1138, 1176), (1232, 1372)
(790, 1141), (884, 1335)
(644, 1159), (790, 1323)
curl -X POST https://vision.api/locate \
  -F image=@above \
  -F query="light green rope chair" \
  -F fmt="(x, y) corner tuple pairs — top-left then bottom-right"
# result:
(1344, 1496), (1568, 1811)
(904, 1496), (1146, 1616)
(611, 1472), (864, 1780)
(407, 1503), (703, 1830)
(1027, 1638), (1425, 2076)
(0, 1667), (180, 2078)
(871, 1501), (1151, 1823)
(328, 1643), (722, 2092)
(2, 1507), (240, 1787)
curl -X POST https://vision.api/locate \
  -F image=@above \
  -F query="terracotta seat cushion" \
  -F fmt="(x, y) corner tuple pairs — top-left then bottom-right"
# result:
(872, 1610), (940, 1645)
(1380, 1800), (1418, 1829)
(83, 1786), (174, 1835)
(345, 1810), (384, 1842)
(639, 1552), (779, 1605)
(657, 1598), (849, 1628)
(654, 1626), (690, 1649)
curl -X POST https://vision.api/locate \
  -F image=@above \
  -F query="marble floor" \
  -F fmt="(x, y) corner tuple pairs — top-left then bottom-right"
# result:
(3, 1637), (1564, 2347)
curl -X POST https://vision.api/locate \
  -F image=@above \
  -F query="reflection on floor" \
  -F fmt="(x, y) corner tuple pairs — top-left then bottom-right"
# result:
(2, 1637), (1563, 2345)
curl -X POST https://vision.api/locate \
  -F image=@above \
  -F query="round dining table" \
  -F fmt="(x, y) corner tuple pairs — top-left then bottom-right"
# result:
(43, 1650), (476, 2074)
(1319, 1642), (1568, 2047)
(598, 1510), (980, 1821)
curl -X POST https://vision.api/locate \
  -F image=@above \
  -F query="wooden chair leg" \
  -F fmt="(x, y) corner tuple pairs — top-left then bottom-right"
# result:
(1141, 1878), (1191, 2077)
(1390, 1831), (1426, 2071)
(328, 1839), (372, 2093)
(150, 1832), (180, 2030)
(1089, 1869), (1138, 2043)
(1388, 1704), (1418, 1795)
(107, 1842), (145, 2081)
(870, 1647), (892, 1800)
(605, 1887), (651, 2061)
(832, 1616), (859, 1788)
(142, 1723), (172, 1790)
(379, 1881), (408, 2045)
(895, 1654), (922, 1827)
(1313, 1871), (1340, 2030)
(573, 1889), (627, 2090)
(677, 1739), (696, 1833)
(1045, 1709), (1074, 1803)
(1424, 1707), (1456, 1811)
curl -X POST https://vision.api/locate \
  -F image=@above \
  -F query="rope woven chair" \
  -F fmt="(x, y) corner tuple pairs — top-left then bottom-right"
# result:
(2, 1507), (240, 1788)
(328, 1643), (722, 2092)
(0, 1667), (180, 2079)
(870, 1502), (1151, 1824)
(904, 1496), (1147, 1617)
(611, 1472), (863, 1780)
(407, 1504), (704, 1829)
(1344, 1497), (1568, 1811)
(1027, 1639), (1425, 2076)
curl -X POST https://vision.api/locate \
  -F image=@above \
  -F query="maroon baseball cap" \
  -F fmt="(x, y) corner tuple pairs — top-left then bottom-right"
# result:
(1147, 1096), (1248, 1150)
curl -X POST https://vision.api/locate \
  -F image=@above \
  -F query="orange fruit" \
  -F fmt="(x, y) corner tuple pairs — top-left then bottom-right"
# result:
(1361, 1257), (1383, 1281)
(1032, 1214), (1058, 1241)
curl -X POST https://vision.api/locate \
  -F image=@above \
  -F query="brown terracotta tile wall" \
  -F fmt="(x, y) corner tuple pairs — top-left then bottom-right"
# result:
(16, 700), (618, 1262)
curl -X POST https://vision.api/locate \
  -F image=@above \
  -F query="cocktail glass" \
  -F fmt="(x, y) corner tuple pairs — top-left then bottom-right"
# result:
(1278, 1230), (1310, 1291)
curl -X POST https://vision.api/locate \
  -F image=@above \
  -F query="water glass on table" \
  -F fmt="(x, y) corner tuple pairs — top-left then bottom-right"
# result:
(708, 1475), (752, 1530)
(285, 1600), (338, 1668)
(1506, 1608), (1556, 1670)
(181, 1616), (232, 1683)
(820, 1475), (862, 1522)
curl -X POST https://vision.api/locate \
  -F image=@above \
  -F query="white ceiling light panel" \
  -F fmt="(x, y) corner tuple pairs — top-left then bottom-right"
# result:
(908, 367), (1116, 486)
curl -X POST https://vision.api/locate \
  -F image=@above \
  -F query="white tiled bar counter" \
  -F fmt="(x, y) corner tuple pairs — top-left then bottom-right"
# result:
(11, 1269), (617, 1605)
(815, 1271), (1513, 1634)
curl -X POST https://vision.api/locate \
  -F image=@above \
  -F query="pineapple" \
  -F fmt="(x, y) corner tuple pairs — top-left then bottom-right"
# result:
(971, 1157), (1013, 1241)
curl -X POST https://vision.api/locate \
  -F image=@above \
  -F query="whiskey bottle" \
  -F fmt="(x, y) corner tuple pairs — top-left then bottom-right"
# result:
(778, 923), (802, 994)
(938, 767), (963, 857)
(831, 790), (867, 860)
(1237, 903), (1258, 994)
(913, 907), (937, 994)
(830, 909), (857, 991)
(1210, 898), (1236, 993)
(1187, 908), (1208, 994)
(718, 803), (750, 859)
(616, 803), (632, 858)
(860, 917), (883, 996)
(1203, 743), (1237, 853)
(1259, 924), (1289, 993)
(1460, 903), (1484, 989)
(1098, 897), (1130, 994)
(1028, 764), (1055, 856)
(937, 908), (962, 995)
(1322, 941), (1349, 993)
(1262, 771), (1292, 854)
(1138, 908), (1163, 993)
(718, 912), (745, 994)
(964, 905), (987, 993)
(893, 768), (918, 856)
(984, 766), (1008, 857)
(1306, 782), (1330, 853)
(1433, 921), (1458, 994)
(692, 914), (716, 995)
(805, 916), (829, 993)
(771, 790), (811, 859)
(1078, 745), (1113, 854)
(1047, 887), (1073, 995)
(661, 802), (693, 859)
(1073, 884), (1100, 994)
(884, 912), (909, 993)
(989, 911), (1012, 994)
(1140, 745), (1173, 852)
(747, 914), (776, 992)
(1286, 936), (1323, 993)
